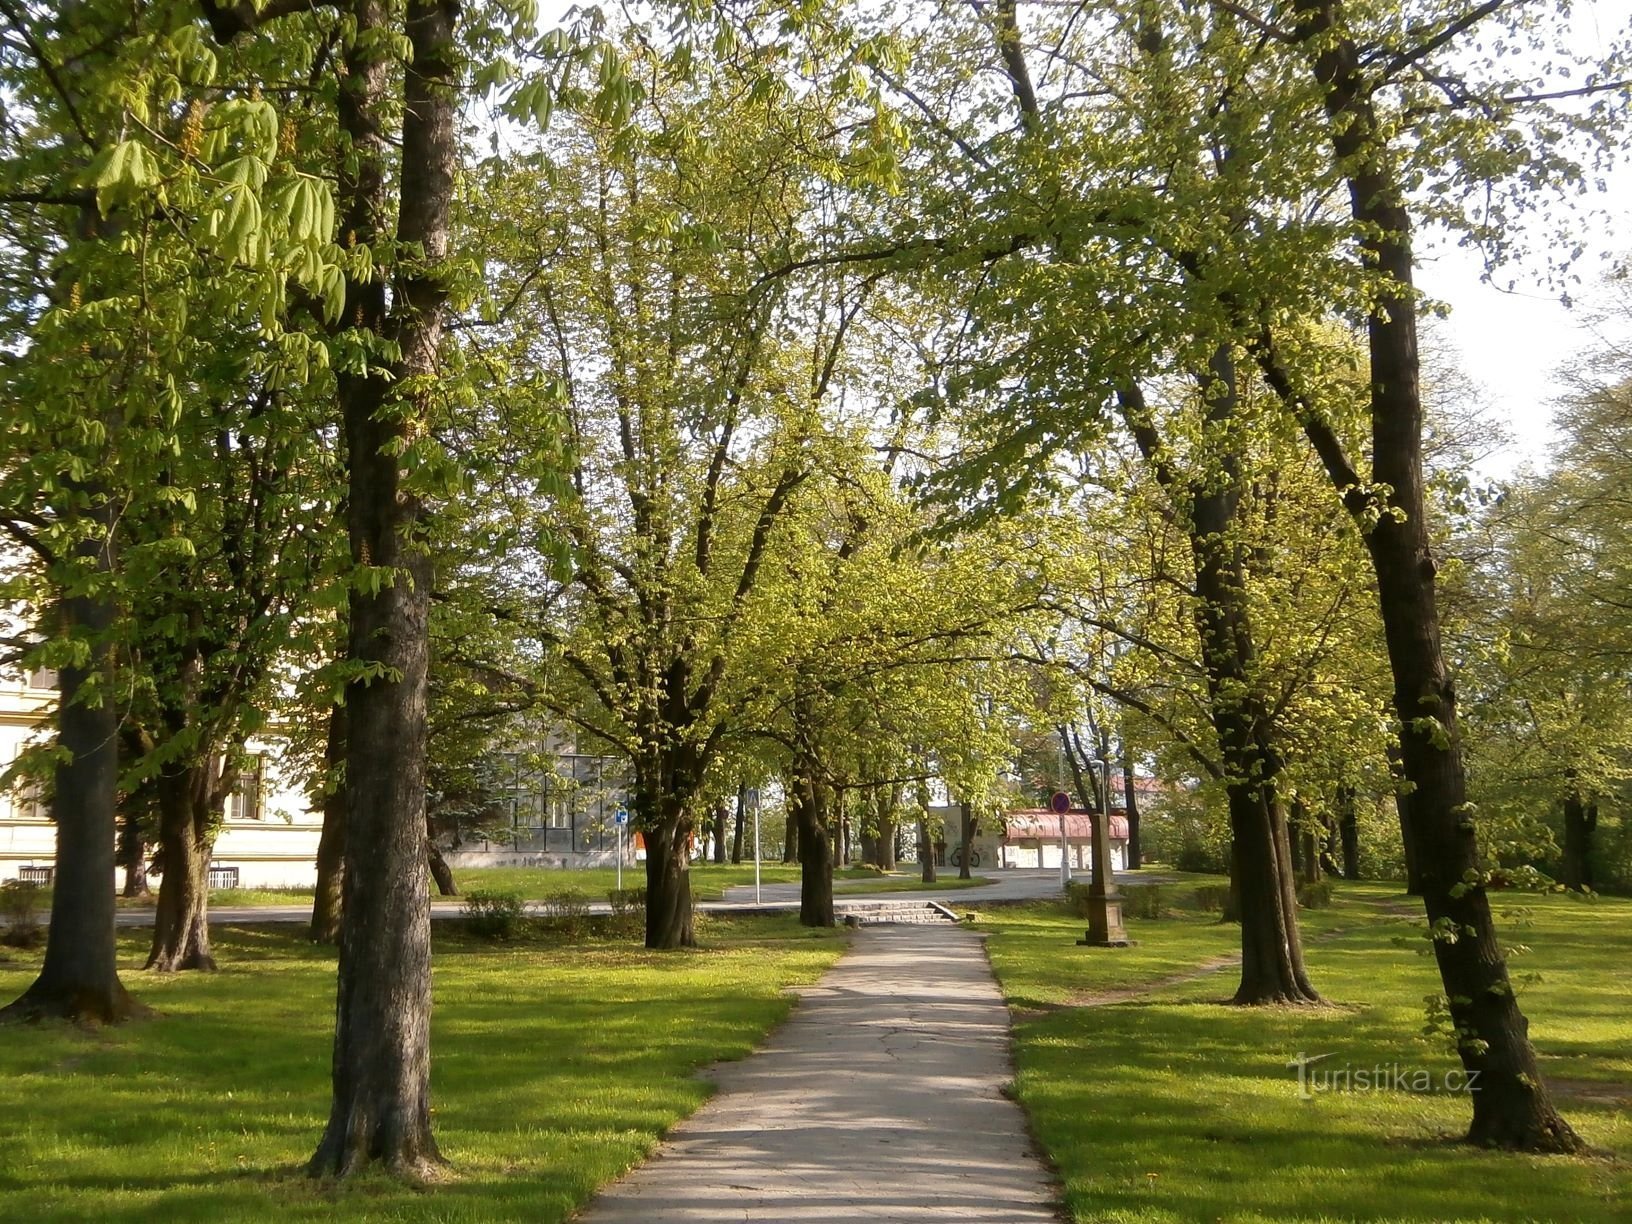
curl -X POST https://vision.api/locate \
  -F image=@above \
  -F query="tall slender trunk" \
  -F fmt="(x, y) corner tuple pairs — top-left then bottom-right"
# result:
(1123, 363), (1316, 1006)
(310, 702), (347, 943)
(2, 500), (142, 1024)
(730, 784), (746, 864)
(1560, 788), (1596, 893)
(957, 800), (975, 880)
(1121, 759), (1141, 869)
(146, 762), (219, 972)
(1288, 0), (1579, 1152)
(308, 0), (458, 1179)
(782, 813), (799, 863)
(712, 801), (728, 864)
(1336, 785), (1360, 880)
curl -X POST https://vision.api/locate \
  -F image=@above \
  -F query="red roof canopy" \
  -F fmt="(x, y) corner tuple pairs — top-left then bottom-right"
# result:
(1004, 809), (1129, 841)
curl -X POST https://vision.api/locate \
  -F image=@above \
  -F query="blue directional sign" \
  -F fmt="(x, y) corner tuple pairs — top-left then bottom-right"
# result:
(613, 806), (629, 827)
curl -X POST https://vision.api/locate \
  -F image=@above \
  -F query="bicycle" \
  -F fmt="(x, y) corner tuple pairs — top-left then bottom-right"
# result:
(948, 846), (981, 869)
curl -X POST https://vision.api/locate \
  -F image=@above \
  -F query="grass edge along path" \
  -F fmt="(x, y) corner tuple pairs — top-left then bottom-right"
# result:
(975, 879), (1631, 1224)
(0, 913), (849, 1224)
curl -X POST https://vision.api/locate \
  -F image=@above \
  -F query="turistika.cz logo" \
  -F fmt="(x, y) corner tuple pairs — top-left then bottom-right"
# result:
(1285, 1052), (1483, 1101)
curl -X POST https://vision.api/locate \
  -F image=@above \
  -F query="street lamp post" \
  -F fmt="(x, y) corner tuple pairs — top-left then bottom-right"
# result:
(1078, 757), (1131, 947)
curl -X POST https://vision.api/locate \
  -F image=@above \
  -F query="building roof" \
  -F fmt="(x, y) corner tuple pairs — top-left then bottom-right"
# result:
(1004, 809), (1130, 841)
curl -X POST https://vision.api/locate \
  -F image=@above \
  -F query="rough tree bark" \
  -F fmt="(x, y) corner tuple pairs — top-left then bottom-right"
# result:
(305, 0), (458, 1179)
(793, 768), (835, 928)
(310, 702), (347, 944)
(426, 838), (457, 897)
(1282, 0), (1581, 1152)
(730, 784), (746, 864)
(643, 814), (696, 949)
(2, 510), (143, 1024)
(146, 759), (231, 972)
(956, 800), (975, 880)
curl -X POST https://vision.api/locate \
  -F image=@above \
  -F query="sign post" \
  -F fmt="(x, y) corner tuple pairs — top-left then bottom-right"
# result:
(747, 787), (761, 905)
(1050, 790), (1073, 889)
(614, 805), (629, 891)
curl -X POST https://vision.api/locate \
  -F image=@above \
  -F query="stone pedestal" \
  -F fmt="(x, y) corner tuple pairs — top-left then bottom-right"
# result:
(1077, 892), (1132, 947)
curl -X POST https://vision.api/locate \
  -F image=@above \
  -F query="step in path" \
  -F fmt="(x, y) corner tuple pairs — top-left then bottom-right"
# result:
(573, 924), (1060, 1223)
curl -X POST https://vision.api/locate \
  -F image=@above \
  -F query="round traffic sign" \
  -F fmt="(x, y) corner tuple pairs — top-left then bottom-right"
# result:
(1049, 790), (1072, 814)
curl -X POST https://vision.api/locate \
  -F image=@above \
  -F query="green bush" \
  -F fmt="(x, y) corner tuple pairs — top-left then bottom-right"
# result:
(1065, 881), (1092, 918)
(1174, 841), (1227, 874)
(1120, 883), (1163, 919)
(462, 889), (526, 940)
(1190, 883), (1231, 915)
(539, 890), (591, 938)
(1297, 878), (1335, 909)
(0, 879), (43, 949)
(607, 886), (647, 914)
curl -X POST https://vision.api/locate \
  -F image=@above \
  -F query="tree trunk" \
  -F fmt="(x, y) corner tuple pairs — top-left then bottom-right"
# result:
(957, 800), (975, 880)
(307, 0), (457, 1180)
(310, 702), (347, 944)
(875, 785), (898, 870)
(643, 819), (696, 949)
(1121, 759), (1141, 870)
(794, 774), (835, 928)
(1386, 742), (1425, 893)
(712, 801), (728, 864)
(782, 812), (799, 864)
(119, 801), (150, 898)
(1288, 0), (1580, 1151)
(918, 818), (936, 884)
(1123, 363), (1317, 1006)
(730, 785), (746, 864)
(427, 840), (457, 897)
(1560, 789), (1596, 893)
(146, 763), (218, 972)
(1337, 785), (1360, 880)
(2, 509), (142, 1025)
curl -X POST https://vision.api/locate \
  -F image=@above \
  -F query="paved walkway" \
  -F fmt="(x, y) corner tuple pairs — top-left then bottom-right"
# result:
(573, 924), (1060, 1223)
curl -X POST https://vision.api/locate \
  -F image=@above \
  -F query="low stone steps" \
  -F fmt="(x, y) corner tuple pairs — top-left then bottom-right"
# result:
(834, 899), (960, 926)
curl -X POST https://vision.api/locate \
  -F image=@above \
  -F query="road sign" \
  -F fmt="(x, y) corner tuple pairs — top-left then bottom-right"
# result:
(1050, 790), (1072, 814)
(614, 806), (629, 827)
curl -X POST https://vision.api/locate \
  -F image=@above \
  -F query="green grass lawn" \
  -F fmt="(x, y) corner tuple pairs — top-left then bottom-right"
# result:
(0, 914), (847, 1222)
(978, 878), (1632, 1223)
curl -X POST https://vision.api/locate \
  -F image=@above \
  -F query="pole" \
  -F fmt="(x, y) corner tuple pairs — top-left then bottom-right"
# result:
(753, 789), (761, 905)
(1059, 812), (1071, 888)
(616, 822), (622, 892)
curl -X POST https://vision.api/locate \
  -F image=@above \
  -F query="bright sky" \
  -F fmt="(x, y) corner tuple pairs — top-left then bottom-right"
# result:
(1417, 0), (1632, 477)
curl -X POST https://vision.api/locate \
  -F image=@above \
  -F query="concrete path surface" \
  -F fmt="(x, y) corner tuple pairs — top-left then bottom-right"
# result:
(573, 924), (1061, 1223)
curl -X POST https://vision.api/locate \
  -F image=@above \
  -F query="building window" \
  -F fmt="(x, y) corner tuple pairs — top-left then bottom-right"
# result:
(26, 668), (57, 691)
(227, 755), (265, 822)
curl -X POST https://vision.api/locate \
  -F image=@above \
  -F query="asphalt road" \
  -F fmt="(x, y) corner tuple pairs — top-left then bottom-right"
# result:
(110, 868), (1084, 928)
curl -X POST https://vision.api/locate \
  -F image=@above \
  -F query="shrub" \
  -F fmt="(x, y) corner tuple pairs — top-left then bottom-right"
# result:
(1120, 883), (1163, 920)
(539, 890), (592, 938)
(1174, 841), (1227, 874)
(1190, 883), (1234, 917)
(1, 879), (43, 949)
(462, 889), (526, 940)
(606, 886), (647, 939)
(1065, 881), (1092, 918)
(1297, 878), (1334, 909)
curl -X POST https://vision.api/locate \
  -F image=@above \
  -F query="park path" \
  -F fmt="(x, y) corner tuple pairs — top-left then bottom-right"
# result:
(572, 924), (1061, 1223)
